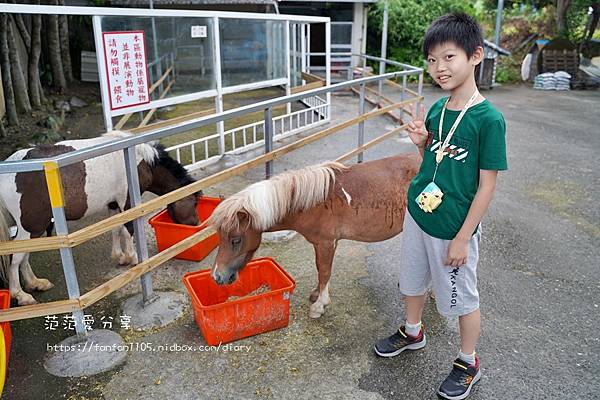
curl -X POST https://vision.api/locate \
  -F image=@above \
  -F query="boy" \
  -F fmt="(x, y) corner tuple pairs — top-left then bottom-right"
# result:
(374, 12), (507, 400)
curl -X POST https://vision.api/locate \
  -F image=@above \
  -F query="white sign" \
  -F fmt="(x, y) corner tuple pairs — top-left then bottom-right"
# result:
(102, 31), (150, 111)
(191, 25), (207, 38)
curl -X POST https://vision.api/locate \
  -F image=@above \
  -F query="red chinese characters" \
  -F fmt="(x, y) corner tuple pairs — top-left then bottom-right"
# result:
(103, 31), (150, 110)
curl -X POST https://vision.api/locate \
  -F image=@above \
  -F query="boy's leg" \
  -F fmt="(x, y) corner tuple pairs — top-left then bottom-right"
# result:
(405, 294), (427, 325)
(374, 211), (429, 357)
(459, 308), (480, 356)
(438, 308), (482, 400)
(424, 228), (482, 400)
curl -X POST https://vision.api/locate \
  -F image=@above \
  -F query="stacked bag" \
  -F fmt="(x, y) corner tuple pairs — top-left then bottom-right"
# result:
(533, 71), (571, 90)
(554, 71), (571, 90)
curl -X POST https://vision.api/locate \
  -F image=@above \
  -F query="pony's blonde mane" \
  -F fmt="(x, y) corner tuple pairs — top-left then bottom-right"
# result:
(103, 130), (158, 165)
(210, 162), (348, 232)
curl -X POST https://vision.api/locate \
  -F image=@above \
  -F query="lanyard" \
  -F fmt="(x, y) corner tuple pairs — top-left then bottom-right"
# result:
(432, 90), (479, 181)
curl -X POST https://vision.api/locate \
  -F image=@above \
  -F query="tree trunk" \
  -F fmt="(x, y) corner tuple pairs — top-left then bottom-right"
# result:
(556, 0), (572, 37)
(7, 18), (31, 113)
(12, 13), (31, 53)
(47, 6), (66, 93)
(0, 15), (19, 126)
(28, 9), (42, 108)
(58, 0), (74, 82)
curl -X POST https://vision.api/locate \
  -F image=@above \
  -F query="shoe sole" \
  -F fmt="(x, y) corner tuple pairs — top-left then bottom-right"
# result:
(437, 369), (481, 400)
(373, 335), (427, 358)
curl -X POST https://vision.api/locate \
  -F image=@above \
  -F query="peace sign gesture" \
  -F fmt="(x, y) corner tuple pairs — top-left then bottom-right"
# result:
(406, 102), (429, 149)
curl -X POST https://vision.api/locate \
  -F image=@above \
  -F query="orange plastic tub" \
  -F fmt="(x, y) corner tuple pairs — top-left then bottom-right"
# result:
(149, 196), (221, 261)
(183, 258), (296, 345)
(0, 290), (11, 367)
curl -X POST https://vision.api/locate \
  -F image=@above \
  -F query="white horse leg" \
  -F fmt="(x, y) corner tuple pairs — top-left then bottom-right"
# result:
(9, 253), (36, 305)
(309, 241), (335, 319)
(121, 226), (138, 265)
(108, 207), (129, 265)
(111, 226), (127, 265)
(21, 253), (54, 292)
(310, 282), (331, 319)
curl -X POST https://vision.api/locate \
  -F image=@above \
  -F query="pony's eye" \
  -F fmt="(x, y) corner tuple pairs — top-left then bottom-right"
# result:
(231, 237), (241, 246)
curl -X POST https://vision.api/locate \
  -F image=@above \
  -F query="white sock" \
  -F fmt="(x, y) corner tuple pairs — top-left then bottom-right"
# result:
(459, 350), (476, 365)
(404, 321), (422, 337)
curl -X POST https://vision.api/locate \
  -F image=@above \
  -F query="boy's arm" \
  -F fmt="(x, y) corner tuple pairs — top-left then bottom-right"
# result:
(445, 170), (498, 267)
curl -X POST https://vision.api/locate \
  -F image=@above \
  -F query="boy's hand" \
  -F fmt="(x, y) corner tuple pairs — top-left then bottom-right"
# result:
(446, 237), (469, 267)
(407, 103), (429, 149)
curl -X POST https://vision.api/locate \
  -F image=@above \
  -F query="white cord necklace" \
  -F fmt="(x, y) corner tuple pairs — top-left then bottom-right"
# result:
(432, 90), (479, 181)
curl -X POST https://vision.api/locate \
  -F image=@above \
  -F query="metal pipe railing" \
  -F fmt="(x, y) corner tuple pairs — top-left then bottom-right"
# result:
(0, 69), (422, 174)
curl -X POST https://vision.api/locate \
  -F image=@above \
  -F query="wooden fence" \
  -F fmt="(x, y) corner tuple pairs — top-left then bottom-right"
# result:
(0, 94), (422, 323)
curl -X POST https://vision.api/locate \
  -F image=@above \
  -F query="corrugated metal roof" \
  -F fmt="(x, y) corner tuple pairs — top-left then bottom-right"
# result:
(484, 39), (511, 56)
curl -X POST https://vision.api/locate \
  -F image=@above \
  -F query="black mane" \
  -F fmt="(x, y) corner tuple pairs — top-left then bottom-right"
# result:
(153, 144), (200, 195)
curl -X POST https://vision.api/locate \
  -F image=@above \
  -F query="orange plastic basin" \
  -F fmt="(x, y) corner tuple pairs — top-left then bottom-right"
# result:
(0, 290), (11, 367)
(183, 257), (296, 345)
(149, 196), (221, 261)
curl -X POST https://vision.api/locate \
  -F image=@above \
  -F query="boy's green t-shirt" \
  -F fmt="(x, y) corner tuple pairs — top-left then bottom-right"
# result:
(407, 97), (508, 240)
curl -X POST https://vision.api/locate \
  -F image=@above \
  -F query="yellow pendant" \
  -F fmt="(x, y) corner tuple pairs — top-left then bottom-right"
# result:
(435, 149), (445, 164)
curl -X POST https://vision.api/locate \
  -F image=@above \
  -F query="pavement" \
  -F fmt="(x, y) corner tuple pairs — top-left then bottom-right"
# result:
(2, 83), (599, 400)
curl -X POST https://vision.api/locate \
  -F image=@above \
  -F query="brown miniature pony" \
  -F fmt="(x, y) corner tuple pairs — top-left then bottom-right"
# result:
(208, 153), (421, 318)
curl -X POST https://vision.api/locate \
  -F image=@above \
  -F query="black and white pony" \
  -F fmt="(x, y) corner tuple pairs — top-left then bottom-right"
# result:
(0, 131), (199, 305)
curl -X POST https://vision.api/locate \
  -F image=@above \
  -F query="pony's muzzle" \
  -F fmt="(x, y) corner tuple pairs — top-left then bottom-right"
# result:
(212, 267), (238, 285)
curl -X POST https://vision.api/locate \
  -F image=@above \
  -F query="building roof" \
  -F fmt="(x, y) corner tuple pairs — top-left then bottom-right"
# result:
(484, 39), (511, 56)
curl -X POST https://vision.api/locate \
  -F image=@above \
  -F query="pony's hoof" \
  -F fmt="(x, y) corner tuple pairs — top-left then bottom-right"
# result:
(118, 254), (131, 266)
(309, 289), (319, 303)
(14, 291), (37, 306)
(111, 251), (123, 263)
(309, 303), (325, 318)
(26, 278), (54, 292)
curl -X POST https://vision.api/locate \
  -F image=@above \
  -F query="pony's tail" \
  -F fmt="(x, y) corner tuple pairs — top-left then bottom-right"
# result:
(0, 197), (13, 284)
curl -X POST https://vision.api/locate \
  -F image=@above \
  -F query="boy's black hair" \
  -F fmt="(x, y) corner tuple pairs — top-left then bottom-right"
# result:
(423, 12), (484, 58)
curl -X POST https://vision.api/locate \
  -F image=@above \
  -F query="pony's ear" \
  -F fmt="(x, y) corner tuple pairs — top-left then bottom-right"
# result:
(237, 210), (250, 231)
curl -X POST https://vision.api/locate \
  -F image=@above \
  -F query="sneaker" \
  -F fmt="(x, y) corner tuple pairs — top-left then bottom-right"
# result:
(437, 357), (482, 400)
(373, 325), (426, 357)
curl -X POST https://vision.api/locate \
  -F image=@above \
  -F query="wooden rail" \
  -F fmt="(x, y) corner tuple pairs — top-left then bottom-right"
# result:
(0, 96), (421, 256)
(352, 70), (419, 119)
(114, 65), (174, 130)
(0, 95), (422, 322)
(350, 87), (402, 123)
(290, 81), (326, 94)
(301, 72), (325, 83)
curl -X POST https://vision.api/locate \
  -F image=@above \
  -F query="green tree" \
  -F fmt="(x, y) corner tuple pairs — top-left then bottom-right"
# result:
(367, 0), (480, 68)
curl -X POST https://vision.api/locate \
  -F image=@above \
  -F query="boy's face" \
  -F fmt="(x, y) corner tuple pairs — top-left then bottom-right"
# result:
(426, 42), (483, 90)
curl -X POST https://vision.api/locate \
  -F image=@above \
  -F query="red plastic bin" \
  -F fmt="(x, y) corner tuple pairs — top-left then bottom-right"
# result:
(183, 258), (296, 345)
(0, 290), (11, 367)
(149, 196), (221, 261)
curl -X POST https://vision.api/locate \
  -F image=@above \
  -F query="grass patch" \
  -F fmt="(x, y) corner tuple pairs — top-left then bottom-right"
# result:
(123, 87), (311, 165)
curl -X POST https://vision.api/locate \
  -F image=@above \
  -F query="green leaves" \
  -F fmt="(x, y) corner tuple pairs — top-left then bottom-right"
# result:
(367, 0), (482, 68)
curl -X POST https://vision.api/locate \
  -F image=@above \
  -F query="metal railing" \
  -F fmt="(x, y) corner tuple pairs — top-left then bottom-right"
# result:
(0, 65), (424, 340)
(166, 95), (329, 169)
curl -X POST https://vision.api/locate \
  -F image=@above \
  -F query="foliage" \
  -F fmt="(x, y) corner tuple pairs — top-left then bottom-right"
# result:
(368, 0), (595, 85)
(367, 0), (482, 69)
(495, 57), (521, 83)
(565, 0), (595, 41)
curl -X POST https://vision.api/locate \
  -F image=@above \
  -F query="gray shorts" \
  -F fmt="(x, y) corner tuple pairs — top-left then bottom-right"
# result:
(399, 210), (481, 317)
